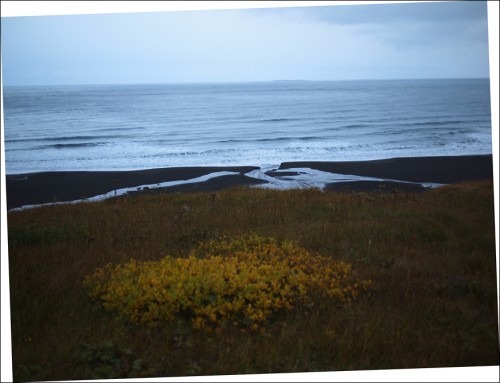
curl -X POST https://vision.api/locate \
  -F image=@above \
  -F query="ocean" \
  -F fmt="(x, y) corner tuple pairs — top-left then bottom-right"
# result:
(2, 79), (492, 175)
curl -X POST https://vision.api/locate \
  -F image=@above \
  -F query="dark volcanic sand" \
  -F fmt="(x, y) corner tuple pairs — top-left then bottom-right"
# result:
(280, 154), (493, 184)
(126, 174), (267, 196)
(6, 166), (259, 210)
(5, 155), (493, 210)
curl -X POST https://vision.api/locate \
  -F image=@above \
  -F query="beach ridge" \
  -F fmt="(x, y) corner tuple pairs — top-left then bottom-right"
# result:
(5, 154), (493, 210)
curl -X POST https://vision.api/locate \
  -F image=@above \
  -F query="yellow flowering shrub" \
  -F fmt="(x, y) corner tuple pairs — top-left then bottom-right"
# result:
(84, 235), (373, 331)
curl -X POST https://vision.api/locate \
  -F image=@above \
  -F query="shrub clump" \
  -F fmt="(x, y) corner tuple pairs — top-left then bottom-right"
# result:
(84, 235), (373, 331)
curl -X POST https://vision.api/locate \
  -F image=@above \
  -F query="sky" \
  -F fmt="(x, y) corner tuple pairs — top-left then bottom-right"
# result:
(0, 1), (492, 86)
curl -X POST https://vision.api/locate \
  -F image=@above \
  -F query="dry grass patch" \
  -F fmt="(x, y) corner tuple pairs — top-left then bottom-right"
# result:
(6, 179), (498, 381)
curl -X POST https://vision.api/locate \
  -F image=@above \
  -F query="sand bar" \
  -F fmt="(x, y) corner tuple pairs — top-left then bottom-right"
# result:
(5, 155), (493, 210)
(6, 166), (260, 210)
(280, 154), (493, 184)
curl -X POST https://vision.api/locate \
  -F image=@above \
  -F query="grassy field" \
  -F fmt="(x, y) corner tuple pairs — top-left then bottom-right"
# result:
(6, 179), (499, 381)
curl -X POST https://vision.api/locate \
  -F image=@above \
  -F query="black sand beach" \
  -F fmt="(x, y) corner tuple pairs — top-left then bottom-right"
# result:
(5, 154), (493, 210)
(6, 166), (261, 210)
(280, 154), (493, 184)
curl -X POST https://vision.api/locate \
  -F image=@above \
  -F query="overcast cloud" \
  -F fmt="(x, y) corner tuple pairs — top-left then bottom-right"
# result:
(0, 1), (490, 85)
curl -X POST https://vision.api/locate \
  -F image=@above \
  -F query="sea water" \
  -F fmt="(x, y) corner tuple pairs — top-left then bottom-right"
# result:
(3, 79), (492, 175)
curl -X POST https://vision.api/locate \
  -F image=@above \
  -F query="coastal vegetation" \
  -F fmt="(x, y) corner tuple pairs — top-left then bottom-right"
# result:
(7, 179), (499, 381)
(84, 235), (374, 332)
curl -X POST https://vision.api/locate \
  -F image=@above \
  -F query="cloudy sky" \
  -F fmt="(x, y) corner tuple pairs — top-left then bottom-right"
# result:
(0, 1), (491, 86)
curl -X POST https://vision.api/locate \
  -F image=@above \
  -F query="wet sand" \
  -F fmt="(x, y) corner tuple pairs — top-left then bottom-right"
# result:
(5, 155), (493, 210)
(6, 166), (260, 210)
(280, 154), (493, 184)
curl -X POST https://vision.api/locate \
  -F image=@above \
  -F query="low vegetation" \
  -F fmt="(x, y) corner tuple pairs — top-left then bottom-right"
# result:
(84, 235), (374, 332)
(6, 179), (499, 381)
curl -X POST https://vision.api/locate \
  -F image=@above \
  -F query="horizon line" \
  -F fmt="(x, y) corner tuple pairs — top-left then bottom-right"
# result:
(2, 76), (491, 88)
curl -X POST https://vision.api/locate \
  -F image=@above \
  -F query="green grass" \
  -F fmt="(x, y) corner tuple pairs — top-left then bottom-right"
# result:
(6, 179), (499, 381)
